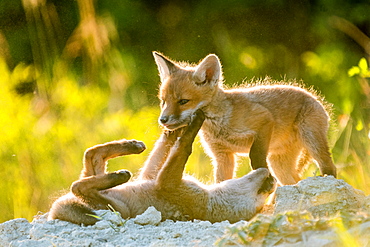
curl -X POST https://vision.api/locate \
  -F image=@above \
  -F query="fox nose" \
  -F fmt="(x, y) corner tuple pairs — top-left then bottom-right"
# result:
(159, 116), (169, 124)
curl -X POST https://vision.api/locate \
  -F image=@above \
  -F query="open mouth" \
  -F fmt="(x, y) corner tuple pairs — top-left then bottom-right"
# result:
(258, 174), (276, 194)
(161, 122), (188, 130)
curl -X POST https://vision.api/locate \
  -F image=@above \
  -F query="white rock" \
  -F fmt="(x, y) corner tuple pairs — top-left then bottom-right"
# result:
(0, 218), (31, 246)
(95, 209), (124, 226)
(134, 206), (162, 226)
(274, 176), (366, 216)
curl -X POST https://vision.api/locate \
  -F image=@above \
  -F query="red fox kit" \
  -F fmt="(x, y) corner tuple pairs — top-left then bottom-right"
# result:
(48, 110), (275, 225)
(153, 52), (337, 185)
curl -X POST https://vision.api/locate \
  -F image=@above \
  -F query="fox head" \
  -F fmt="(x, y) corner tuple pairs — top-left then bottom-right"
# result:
(153, 52), (223, 130)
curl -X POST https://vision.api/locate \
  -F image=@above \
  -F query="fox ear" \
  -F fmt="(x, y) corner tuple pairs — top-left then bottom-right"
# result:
(193, 54), (222, 85)
(153, 51), (179, 81)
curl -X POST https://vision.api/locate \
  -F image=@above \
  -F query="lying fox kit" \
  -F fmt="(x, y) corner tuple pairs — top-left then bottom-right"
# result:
(48, 110), (275, 225)
(153, 52), (337, 185)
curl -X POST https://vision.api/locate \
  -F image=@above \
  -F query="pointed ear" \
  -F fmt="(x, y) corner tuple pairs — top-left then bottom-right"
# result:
(193, 54), (222, 85)
(153, 51), (179, 81)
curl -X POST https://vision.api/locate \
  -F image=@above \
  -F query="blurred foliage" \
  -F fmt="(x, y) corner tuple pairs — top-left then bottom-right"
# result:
(0, 0), (370, 223)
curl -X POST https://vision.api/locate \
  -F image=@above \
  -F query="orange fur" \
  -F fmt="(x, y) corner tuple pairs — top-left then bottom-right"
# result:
(153, 52), (336, 185)
(48, 110), (275, 225)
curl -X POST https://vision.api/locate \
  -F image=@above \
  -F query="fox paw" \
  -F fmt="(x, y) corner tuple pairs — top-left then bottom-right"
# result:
(190, 109), (205, 125)
(109, 170), (132, 185)
(120, 140), (146, 154)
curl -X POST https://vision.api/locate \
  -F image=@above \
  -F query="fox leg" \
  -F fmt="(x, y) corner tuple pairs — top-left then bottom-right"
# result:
(213, 152), (236, 183)
(249, 123), (273, 170)
(49, 170), (131, 225)
(138, 130), (183, 180)
(155, 110), (205, 190)
(299, 127), (337, 177)
(81, 139), (145, 178)
(213, 121), (272, 183)
(296, 103), (337, 177)
(296, 149), (312, 176)
(268, 147), (302, 185)
(50, 140), (142, 225)
(72, 170), (131, 212)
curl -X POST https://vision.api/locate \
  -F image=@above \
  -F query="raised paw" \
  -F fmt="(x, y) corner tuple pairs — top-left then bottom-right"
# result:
(181, 109), (205, 137)
(121, 140), (146, 154)
(85, 139), (146, 163)
(108, 169), (132, 186)
(190, 109), (205, 127)
(163, 128), (186, 141)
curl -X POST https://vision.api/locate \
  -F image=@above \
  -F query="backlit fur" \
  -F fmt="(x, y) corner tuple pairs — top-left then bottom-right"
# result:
(48, 111), (275, 225)
(153, 52), (337, 185)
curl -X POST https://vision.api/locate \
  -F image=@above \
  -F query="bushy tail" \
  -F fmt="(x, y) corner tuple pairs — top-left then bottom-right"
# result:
(48, 193), (98, 226)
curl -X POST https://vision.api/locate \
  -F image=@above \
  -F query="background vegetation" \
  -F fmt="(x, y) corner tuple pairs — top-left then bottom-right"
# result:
(0, 0), (369, 223)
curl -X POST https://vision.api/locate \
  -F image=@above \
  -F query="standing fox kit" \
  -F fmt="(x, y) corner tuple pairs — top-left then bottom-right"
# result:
(153, 52), (336, 185)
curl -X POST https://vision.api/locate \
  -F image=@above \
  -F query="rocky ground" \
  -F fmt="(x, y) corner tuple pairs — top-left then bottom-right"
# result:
(1, 176), (370, 247)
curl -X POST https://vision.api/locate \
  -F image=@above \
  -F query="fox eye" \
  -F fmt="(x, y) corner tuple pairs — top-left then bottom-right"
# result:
(178, 99), (189, 105)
